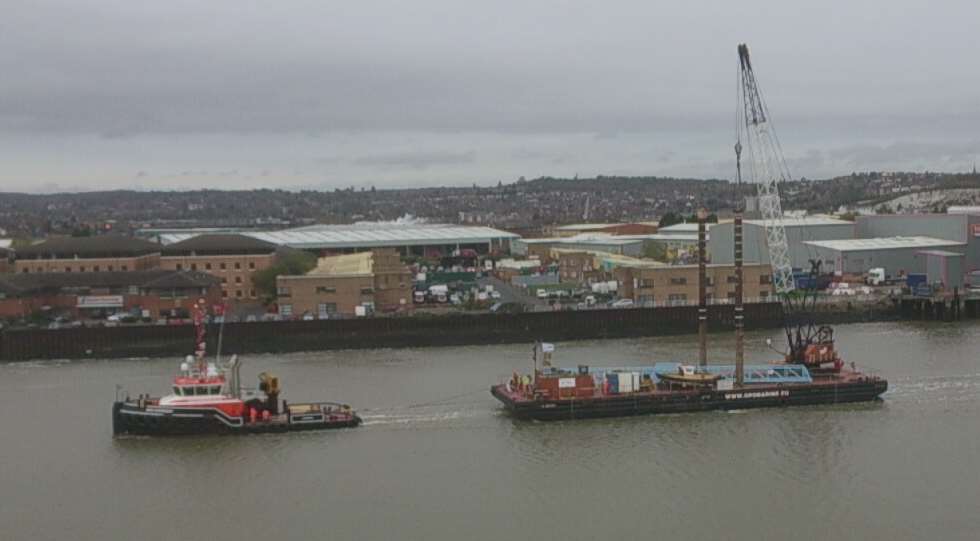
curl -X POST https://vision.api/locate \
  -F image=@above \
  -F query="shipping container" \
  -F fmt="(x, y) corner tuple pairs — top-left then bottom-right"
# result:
(607, 373), (619, 394)
(906, 273), (927, 288)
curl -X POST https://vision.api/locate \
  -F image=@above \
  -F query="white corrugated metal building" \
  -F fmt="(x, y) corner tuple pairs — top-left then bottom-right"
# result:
(157, 223), (519, 256)
(709, 217), (855, 269)
(802, 236), (966, 276)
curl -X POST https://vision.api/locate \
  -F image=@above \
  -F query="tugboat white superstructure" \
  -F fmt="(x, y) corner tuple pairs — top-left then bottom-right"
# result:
(112, 302), (359, 436)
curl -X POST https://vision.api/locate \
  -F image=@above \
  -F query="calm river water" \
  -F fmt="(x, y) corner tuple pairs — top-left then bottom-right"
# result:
(2, 321), (979, 540)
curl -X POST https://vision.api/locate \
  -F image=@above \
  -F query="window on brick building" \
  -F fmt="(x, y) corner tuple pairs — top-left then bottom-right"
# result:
(121, 265), (128, 271)
(248, 262), (256, 270)
(190, 263), (197, 271)
(234, 276), (242, 284)
(315, 286), (337, 294)
(176, 263), (182, 270)
(235, 290), (243, 298)
(277, 286), (291, 297)
(280, 304), (293, 316)
(93, 266), (100, 272)
(80, 266), (86, 272)
(760, 274), (772, 285)
(249, 289), (256, 298)
(205, 263), (212, 270)
(108, 265), (114, 271)
(235, 262), (241, 270)
(669, 277), (686, 285)
(219, 262), (226, 270)
(222, 290), (228, 298)
(65, 267), (71, 273)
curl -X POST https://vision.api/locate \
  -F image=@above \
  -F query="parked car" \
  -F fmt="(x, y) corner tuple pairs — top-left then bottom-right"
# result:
(610, 299), (635, 308)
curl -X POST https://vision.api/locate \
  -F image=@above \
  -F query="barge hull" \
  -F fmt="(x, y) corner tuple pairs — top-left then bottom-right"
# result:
(491, 379), (887, 421)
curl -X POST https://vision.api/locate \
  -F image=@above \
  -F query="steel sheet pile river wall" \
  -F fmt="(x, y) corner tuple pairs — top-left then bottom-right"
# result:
(0, 303), (786, 361)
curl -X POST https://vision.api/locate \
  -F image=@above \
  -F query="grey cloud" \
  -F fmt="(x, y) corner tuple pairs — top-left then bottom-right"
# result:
(353, 150), (477, 170)
(2, 1), (980, 191)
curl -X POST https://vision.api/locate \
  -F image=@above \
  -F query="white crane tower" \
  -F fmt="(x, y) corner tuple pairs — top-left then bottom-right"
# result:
(736, 43), (795, 295)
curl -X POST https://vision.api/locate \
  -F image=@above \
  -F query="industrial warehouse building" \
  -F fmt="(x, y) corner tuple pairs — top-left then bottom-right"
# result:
(512, 236), (645, 260)
(159, 223), (519, 257)
(917, 250), (965, 291)
(709, 217), (854, 269)
(802, 237), (966, 277)
(856, 213), (980, 276)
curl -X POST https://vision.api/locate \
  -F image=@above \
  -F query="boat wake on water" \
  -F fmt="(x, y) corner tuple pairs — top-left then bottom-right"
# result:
(885, 373), (980, 405)
(359, 387), (497, 428)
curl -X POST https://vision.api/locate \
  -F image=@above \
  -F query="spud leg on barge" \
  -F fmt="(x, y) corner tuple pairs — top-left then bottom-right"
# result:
(491, 377), (888, 421)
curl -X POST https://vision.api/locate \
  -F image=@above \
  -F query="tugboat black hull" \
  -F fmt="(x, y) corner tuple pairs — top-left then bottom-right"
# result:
(112, 402), (361, 436)
(491, 379), (888, 421)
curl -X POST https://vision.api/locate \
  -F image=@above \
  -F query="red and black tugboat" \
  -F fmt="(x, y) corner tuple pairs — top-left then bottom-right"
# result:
(112, 302), (360, 436)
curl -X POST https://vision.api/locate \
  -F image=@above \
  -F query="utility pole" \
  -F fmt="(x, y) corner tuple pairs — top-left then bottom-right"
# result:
(697, 207), (708, 369)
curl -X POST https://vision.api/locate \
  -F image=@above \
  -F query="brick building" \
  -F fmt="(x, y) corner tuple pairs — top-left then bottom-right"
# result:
(160, 234), (279, 302)
(13, 236), (161, 274)
(614, 263), (773, 306)
(0, 247), (11, 273)
(555, 250), (603, 283)
(276, 249), (413, 318)
(0, 270), (221, 319)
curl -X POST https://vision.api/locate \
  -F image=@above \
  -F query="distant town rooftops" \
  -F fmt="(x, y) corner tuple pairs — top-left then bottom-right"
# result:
(803, 236), (965, 252)
(158, 223), (519, 249)
(161, 234), (279, 256)
(15, 235), (162, 259)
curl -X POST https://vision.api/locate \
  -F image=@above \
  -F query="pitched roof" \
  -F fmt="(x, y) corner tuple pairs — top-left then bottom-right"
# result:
(305, 252), (374, 277)
(15, 236), (162, 259)
(161, 234), (278, 256)
(0, 270), (219, 296)
(803, 236), (964, 252)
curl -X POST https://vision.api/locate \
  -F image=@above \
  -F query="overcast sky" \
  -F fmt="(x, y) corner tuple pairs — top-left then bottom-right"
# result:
(2, 0), (979, 193)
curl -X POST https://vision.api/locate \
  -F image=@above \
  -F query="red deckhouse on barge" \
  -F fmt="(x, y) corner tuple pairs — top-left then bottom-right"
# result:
(112, 303), (360, 436)
(491, 44), (888, 421)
